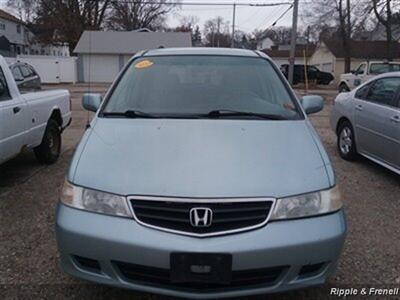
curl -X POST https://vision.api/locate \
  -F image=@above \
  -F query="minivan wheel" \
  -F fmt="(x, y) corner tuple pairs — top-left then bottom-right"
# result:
(338, 83), (349, 93)
(337, 121), (357, 161)
(34, 119), (61, 164)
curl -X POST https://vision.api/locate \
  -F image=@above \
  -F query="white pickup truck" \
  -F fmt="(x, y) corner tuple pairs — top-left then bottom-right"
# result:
(338, 61), (400, 92)
(0, 55), (71, 165)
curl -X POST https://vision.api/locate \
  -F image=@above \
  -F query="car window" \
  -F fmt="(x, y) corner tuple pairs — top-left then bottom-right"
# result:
(355, 83), (370, 100)
(355, 64), (366, 75)
(308, 66), (318, 72)
(369, 63), (400, 74)
(103, 56), (302, 120)
(11, 66), (23, 80)
(365, 77), (400, 107)
(0, 67), (11, 101)
(20, 65), (32, 77)
(28, 66), (37, 76)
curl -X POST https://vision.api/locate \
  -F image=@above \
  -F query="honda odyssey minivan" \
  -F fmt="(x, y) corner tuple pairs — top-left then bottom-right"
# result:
(56, 48), (346, 299)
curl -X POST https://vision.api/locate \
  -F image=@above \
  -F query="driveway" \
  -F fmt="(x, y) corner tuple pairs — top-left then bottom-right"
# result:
(0, 84), (399, 299)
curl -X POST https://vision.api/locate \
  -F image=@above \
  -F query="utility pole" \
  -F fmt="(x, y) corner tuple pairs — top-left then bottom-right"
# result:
(231, 3), (236, 48)
(288, 0), (299, 86)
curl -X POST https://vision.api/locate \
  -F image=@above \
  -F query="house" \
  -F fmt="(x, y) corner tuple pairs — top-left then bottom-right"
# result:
(0, 9), (70, 57)
(29, 42), (70, 56)
(260, 44), (316, 67)
(256, 37), (274, 50)
(309, 39), (400, 81)
(74, 30), (192, 82)
(0, 9), (30, 56)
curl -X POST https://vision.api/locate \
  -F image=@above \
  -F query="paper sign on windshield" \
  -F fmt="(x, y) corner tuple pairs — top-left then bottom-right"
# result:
(135, 60), (154, 69)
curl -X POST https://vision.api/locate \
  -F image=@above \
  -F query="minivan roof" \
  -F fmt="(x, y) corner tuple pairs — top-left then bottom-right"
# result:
(144, 47), (261, 58)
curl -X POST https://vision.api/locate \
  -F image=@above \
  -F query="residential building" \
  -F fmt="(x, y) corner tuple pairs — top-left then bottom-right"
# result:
(29, 42), (70, 56)
(261, 44), (316, 67)
(0, 9), (30, 56)
(309, 39), (400, 81)
(74, 30), (192, 82)
(256, 37), (274, 50)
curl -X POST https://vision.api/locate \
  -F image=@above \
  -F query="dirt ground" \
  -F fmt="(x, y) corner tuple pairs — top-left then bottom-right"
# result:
(0, 84), (399, 300)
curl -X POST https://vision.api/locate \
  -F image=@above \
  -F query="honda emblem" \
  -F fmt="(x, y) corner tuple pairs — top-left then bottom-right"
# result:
(190, 207), (213, 227)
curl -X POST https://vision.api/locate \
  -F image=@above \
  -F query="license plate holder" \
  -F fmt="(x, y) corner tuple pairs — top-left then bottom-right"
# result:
(170, 253), (232, 284)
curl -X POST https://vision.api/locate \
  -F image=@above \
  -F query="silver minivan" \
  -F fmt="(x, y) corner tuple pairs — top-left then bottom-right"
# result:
(56, 48), (346, 299)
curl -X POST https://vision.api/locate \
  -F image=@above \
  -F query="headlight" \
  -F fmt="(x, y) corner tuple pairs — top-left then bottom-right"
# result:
(60, 180), (132, 217)
(270, 186), (342, 220)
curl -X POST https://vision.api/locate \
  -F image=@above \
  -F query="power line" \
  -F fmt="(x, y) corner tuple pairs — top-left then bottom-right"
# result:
(271, 4), (293, 26)
(115, 1), (293, 6)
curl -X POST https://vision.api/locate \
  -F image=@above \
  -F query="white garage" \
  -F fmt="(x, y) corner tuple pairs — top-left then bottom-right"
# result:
(80, 54), (120, 83)
(74, 30), (192, 83)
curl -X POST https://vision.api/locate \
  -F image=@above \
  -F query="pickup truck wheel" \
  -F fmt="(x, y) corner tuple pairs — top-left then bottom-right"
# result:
(34, 119), (61, 164)
(337, 121), (358, 161)
(338, 83), (349, 93)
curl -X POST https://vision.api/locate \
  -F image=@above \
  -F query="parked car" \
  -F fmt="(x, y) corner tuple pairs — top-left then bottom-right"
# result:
(280, 64), (334, 85)
(331, 72), (400, 174)
(338, 61), (400, 92)
(56, 48), (346, 299)
(9, 62), (42, 92)
(0, 56), (71, 165)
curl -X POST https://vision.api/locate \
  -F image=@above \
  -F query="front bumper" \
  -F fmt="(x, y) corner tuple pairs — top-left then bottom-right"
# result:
(56, 203), (346, 299)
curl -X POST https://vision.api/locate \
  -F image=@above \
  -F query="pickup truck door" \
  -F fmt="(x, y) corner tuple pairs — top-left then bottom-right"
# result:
(0, 67), (27, 162)
(353, 63), (366, 88)
(354, 77), (400, 169)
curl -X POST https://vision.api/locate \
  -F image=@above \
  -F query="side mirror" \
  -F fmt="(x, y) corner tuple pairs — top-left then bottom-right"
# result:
(82, 93), (102, 112)
(301, 95), (324, 115)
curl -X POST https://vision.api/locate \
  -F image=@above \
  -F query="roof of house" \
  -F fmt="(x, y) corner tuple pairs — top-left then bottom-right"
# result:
(322, 39), (400, 59)
(74, 31), (192, 54)
(0, 9), (24, 25)
(260, 44), (316, 58)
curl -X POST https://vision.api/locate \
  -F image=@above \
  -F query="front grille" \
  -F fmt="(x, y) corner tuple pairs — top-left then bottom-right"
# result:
(114, 261), (286, 292)
(129, 197), (274, 236)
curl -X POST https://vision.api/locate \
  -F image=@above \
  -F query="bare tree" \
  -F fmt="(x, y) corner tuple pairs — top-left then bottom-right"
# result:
(7, 0), (36, 22)
(203, 16), (230, 47)
(302, 0), (365, 72)
(371, 0), (400, 58)
(106, 0), (178, 31)
(174, 15), (201, 45)
(33, 0), (111, 52)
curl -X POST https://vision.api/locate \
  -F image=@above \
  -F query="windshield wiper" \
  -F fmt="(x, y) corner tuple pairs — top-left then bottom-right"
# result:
(205, 110), (288, 120)
(102, 110), (160, 118)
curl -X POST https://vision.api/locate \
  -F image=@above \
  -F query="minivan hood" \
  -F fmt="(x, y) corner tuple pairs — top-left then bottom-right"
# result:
(71, 119), (331, 198)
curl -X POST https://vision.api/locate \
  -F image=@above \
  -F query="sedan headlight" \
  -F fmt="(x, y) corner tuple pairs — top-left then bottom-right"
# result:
(270, 186), (342, 220)
(60, 180), (132, 217)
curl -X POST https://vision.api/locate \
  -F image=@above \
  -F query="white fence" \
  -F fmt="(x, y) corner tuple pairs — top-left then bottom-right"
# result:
(5, 55), (77, 84)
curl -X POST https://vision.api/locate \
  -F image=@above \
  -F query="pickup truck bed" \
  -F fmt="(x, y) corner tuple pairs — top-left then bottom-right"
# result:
(0, 55), (71, 165)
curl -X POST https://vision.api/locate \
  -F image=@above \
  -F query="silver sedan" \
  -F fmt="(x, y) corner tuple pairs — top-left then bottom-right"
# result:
(331, 73), (400, 174)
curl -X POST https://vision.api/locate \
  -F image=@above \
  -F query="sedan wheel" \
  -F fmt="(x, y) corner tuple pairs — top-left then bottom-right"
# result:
(337, 121), (358, 161)
(339, 127), (352, 154)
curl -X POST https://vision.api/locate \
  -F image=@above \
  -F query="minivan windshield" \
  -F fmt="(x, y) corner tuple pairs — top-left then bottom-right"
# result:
(102, 55), (303, 120)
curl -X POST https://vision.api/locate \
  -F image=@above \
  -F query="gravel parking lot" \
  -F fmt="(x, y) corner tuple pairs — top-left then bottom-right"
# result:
(1, 84), (399, 299)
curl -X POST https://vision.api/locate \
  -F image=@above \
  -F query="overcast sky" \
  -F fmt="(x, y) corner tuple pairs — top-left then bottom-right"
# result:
(167, 0), (294, 34)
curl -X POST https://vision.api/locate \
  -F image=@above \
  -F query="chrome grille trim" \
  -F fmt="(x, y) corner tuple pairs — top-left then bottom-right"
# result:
(128, 196), (276, 237)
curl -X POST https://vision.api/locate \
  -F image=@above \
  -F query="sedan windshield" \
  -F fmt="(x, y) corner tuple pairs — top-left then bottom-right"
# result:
(102, 55), (303, 120)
